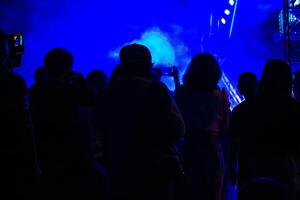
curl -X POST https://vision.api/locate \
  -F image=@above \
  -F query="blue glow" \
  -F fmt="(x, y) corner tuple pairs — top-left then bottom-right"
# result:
(229, 0), (235, 6)
(0, 0), (285, 100)
(109, 27), (191, 91)
(110, 27), (177, 66)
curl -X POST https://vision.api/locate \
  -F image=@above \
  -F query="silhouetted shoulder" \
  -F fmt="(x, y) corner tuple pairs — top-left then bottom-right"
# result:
(148, 81), (172, 99)
(232, 99), (253, 116)
(0, 70), (27, 96)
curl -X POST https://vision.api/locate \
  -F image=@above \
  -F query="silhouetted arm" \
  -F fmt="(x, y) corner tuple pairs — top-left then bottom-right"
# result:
(173, 66), (181, 93)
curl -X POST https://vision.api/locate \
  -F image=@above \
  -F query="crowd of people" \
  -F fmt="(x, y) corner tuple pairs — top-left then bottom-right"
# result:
(1, 29), (300, 200)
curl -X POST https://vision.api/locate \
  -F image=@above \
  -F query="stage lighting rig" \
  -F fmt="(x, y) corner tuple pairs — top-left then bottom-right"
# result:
(282, 0), (300, 67)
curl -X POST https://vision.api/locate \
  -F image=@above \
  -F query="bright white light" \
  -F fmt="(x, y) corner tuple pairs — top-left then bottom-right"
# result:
(224, 9), (231, 15)
(221, 18), (226, 24)
(229, 0), (235, 6)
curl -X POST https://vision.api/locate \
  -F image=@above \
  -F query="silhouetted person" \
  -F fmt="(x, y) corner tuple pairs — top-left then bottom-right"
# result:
(294, 70), (300, 103)
(30, 48), (103, 200)
(86, 70), (108, 163)
(87, 69), (107, 96)
(94, 43), (185, 200)
(42, 48), (93, 105)
(34, 66), (48, 83)
(175, 54), (230, 200)
(31, 48), (89, 118)
(43, 48), (73, 79)
(229, 72), (258, 187)
(0, 29), (39, 199)
(37, 47), (93, 110)
(229, 60), (300, 199)
(237, 72), (258, 101)
(107, 64), (122, 88)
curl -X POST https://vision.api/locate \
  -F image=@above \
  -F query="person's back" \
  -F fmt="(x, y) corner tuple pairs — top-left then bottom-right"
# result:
(175, 54), (230, 200)
(30, 78), (106, 200)
(229, 60), (300, 198)
(95, 44), (185, 200)
(29, 48), (103, 200)
(30, 80), (84, 166)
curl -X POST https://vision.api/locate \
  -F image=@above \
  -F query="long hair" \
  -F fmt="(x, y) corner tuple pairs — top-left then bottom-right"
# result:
(258, 60), (292, 99)
(184, 53), (221, 92)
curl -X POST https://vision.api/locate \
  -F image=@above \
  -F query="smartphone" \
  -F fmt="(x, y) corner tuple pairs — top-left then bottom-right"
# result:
(159, 67), (174, 76)
(8, 34), (24, 55)
(6, 34), (24, 67)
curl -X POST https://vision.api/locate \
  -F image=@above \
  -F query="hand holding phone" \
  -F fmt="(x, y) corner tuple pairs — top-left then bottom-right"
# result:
(8, 34), (24, 55)
(7, 33), (24, 68)
(159, 67), (173, 76)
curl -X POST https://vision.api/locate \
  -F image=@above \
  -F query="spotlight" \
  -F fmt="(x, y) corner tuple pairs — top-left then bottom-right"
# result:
(229, 0), (235, 6)
(221, 18), (226, 24)
(224, 9), (231, 15)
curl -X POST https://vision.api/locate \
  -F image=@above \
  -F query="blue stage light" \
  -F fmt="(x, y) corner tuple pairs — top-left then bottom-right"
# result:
(221, 18), (227, 24)
(224, 9), (231, 15)
(229, 0), (235, 6)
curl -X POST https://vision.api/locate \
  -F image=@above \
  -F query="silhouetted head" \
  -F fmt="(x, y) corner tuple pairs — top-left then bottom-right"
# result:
(258, 59), (292, 99)
(0, 29), (7, 68)
(239, 179), (287, 200)
(34, 66), (48, 83)
(238, 72), (258, 100)
(119, 43), (153, 78)
(87, 69), (107, 91)
(44, 48), (73, 77)
(184, 53), (221, 92)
